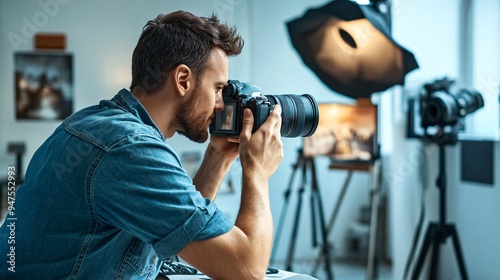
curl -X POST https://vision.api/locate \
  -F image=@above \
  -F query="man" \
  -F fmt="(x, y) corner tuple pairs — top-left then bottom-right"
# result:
(0, 11), (283, 279)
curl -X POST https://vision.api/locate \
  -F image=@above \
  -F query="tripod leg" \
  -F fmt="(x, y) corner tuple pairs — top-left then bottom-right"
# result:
(285, 194), (302, 271)
(316, 195), (334, 280)
(367, 160), (381, 280)
(326, 171), (353, 235)
(449, 225), (469, 280)
(312, 170), (352, 275)
(429, 228), (441, 280)
(411, 224), (436, 280)
(285, 158), (306, 271)
(310, 180), (318, 248)
(271, 154), (301, 264)
(309, 158), (334, 280)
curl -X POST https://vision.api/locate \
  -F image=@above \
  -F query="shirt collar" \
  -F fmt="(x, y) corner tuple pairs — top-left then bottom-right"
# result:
(112, 88), (165, 141)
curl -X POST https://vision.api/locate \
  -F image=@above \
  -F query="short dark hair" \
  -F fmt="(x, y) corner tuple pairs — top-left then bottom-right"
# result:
(130, 11), (244, 94)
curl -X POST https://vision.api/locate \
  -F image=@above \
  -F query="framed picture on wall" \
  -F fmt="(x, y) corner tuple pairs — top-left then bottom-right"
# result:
(14, 52), (73, 120)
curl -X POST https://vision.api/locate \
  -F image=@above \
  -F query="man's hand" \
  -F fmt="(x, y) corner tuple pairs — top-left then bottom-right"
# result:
(207, 134), (239, 163)
(239, 105), (284, 181)
(192, 135), (239, 200)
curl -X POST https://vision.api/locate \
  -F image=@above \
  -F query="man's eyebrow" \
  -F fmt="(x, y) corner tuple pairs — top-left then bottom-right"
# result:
(216, 81), (228, 87)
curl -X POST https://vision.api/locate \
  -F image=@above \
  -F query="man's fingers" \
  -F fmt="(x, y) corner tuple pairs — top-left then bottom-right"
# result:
(240, 108), (254, 139)
(271, 105), (282, 130)
(240, 105), (282, 139)
(260, 105), (282, 133)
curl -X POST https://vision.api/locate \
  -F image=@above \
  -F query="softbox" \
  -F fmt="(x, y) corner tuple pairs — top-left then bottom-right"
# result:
(287, 0), (419, 98)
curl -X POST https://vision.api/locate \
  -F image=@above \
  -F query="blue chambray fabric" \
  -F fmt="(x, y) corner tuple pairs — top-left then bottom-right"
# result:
(0, 89), (233, 279)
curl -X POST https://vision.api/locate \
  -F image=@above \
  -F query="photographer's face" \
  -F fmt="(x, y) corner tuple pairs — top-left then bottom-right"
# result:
(177, 48), (228, 143)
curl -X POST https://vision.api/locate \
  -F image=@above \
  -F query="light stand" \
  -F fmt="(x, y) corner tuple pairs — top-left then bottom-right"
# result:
(410, 129), (468, 280)
(271, 148), (333, 280)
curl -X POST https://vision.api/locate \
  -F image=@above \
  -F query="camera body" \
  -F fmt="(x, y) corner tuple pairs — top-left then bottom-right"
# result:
(210, 80), (271, 137)
(210, 80), (319, 138)
(420, 77), (484, 128)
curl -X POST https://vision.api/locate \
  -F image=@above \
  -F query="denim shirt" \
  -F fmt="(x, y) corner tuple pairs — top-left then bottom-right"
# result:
(0, 89), (233, 279)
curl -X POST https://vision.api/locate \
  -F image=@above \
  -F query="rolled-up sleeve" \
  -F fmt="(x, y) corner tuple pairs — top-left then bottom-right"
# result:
(92, 135), (233, 259)
(153, 202), (233, 259)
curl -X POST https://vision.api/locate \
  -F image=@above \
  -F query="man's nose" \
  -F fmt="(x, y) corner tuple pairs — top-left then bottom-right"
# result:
(215, 93), (224, 111)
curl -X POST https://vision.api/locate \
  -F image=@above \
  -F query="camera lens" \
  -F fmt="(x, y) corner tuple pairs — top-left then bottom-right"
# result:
(266, 94), (319, 137)
(455, 89), (484, 117)
(424, 91), (459, 125)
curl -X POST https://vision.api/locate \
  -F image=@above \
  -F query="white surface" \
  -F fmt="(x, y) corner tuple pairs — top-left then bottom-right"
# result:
(166, 269), (318, 280)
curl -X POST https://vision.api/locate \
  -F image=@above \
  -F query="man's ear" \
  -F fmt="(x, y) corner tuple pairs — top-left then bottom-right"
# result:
(173, 64), (192, 97)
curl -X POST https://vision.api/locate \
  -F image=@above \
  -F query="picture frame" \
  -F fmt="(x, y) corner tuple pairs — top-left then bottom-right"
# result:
(14, 52), (73, 120)
(303, 100), (379, 165)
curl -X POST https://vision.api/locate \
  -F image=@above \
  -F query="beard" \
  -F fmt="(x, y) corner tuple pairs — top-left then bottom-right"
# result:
(175, 87), (210, 143)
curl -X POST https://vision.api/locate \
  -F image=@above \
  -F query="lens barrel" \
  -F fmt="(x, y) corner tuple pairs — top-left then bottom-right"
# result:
(266, 94), (319, 137)
(423, 89), (484, 127)
(455, 89), (484, 116)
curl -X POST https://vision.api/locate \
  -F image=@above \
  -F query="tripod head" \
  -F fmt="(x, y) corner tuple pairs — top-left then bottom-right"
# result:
(423, 125), (459, 146)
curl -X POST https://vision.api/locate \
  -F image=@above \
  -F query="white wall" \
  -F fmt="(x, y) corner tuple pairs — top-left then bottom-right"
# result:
(391, 0), (500, 279)
(470, 0), (500, 138)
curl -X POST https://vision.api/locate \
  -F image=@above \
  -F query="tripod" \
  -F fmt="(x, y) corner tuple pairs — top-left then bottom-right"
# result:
(271, 149), (333, 280)
(410, 134), (468, 280)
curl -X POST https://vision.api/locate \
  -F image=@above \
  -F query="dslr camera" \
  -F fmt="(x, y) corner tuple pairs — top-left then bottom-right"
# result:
(420, 77), (484, 128)
(210, 80), (319, 138)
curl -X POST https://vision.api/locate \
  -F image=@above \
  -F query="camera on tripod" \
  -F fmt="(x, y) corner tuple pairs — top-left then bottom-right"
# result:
(404, 76), (485, 280)
(407, 77), (484, 142)
(420, 77), (484, 128)
(209, 80), (319, 138)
